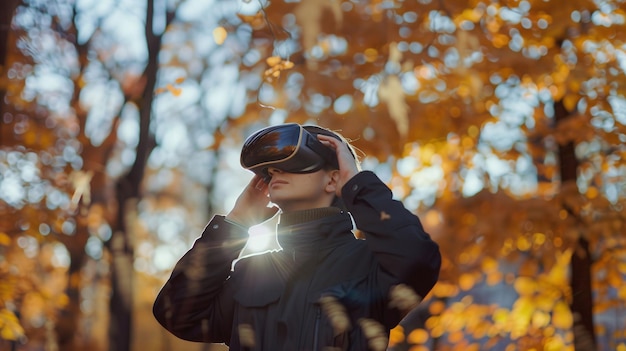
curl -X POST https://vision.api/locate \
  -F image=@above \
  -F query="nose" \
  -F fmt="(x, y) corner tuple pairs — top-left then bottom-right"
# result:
(267, 167), (283, 177)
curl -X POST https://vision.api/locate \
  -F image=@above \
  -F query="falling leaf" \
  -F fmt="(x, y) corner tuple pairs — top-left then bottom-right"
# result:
(513, 276), (536, 296)
(551, 301), (573, 329)
(531, 310), (551, 329)
(237, 12), (266, 30)
(266, 56), (282, 67)
(319, 296), (351, 335)
(213, 26), (228, 45)
(238, 324), (255, 348)
(388, 284), (422, 311)
(263, 57), (295, 82)
(166, 84), (182, 97)
(69, 170), (94, 210)
(358, 318), (388, 351)
(378, 74), (409, 138)
(0, 309), (25, 341)
(294, 0), (343, 69)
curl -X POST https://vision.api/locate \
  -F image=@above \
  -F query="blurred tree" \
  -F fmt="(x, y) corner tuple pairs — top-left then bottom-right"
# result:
(0, 0), (20, 118)
(0, 0), (175, 350)
(2, 0), (240, 350)
(2, 0), (626, 351)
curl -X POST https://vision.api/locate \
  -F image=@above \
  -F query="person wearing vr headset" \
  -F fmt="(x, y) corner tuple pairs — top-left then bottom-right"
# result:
(153, 123), (441, 350)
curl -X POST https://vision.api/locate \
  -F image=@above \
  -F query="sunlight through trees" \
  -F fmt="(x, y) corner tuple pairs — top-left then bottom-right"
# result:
(1, 0), (626, 350)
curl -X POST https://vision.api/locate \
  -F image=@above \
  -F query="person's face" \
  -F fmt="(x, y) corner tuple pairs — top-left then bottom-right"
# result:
(266, 167), (338, 212)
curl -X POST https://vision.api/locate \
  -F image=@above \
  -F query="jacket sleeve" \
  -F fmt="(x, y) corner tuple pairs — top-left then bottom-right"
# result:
(341, 171), (441, 299)
(152, 215), (249, 342)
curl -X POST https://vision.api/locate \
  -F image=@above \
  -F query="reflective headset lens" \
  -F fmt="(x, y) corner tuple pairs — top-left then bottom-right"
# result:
(241, 124), (301, 169)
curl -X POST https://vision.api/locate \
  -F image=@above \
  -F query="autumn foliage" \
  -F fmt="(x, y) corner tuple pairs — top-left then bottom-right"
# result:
(1, 0), (626, 350)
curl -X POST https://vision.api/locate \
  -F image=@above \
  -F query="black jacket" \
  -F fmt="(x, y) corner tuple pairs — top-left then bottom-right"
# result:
(153, 171), (441, 350)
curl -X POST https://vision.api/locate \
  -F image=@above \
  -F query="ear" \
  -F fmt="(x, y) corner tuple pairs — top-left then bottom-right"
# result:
(324, 170), (340, 195)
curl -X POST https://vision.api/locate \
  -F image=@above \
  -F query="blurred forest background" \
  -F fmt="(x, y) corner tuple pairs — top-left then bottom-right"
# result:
(1, 0), (626, 350)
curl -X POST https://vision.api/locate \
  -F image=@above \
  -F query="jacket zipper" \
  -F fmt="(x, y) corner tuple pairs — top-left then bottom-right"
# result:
(313, 306), (321, 351)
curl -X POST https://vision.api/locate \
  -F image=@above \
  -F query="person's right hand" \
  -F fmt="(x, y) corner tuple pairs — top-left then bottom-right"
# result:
(225, 175), (279, 228)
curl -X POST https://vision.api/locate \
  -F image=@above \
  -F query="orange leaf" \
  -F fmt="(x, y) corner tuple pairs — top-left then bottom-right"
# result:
(166, 84), (182, 97)
(266, 56), (282, 67)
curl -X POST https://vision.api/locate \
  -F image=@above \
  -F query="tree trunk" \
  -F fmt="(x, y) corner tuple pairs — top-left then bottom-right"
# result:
(107, 0), (169, 349)
(554, 99), (596, 350)
(0, 0), (21, 145)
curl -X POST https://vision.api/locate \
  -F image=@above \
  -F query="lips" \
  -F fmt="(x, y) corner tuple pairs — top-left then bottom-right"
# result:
(270, 179), (288, 187)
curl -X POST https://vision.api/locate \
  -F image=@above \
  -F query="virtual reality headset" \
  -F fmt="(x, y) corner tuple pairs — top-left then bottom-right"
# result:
(240, 123), (341, 180)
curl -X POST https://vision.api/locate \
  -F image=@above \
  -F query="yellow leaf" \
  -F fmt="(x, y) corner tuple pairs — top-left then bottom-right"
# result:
(407, 328), (429, 344)
(428, 300), (446, 315)
(531, 310), (551, 328)
(514, 276), (536, 295)
(459, 273), (476, 291)
(535, 294), (556, 312)
(492, 308), (509, 325)
(282, 60), (294, 69)
(486, 271), (503, 286)
(544, 335), (567, 351)
(56, 293), (70, 307)
(512, 296), (535, 321)
(552, 301), (573, 329)
(481, 257), (498, 273)
(213, 26), (228, 45)
(459, 8), (482, 23)
(545, 249), (572, 284)
(516, 236), (532, 251)
(266, 56), (282, 67)
(0, 309), (25, 341)
(586, 186), (599, 199)
(0, 232), (10, 246)
(237, 12), (265, 29)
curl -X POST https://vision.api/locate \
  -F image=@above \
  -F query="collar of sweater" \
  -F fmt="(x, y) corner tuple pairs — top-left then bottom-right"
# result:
(276, 207), (354, 259)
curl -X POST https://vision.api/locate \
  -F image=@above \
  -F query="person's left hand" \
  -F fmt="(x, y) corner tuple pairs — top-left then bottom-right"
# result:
(317, 134), (360, 196)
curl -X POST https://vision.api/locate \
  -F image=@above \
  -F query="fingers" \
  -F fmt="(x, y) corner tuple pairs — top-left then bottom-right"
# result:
(227, 175), (276, 227)
(317, 134), (340, 149)
(317, 134), (359, 196)
(252, 175), (268, 192)
(317, 135), (351, 160)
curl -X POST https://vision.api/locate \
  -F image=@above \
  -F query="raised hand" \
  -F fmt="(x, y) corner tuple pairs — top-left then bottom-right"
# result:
(226, 175), (279, 228)
(317, 134), (360, 197)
